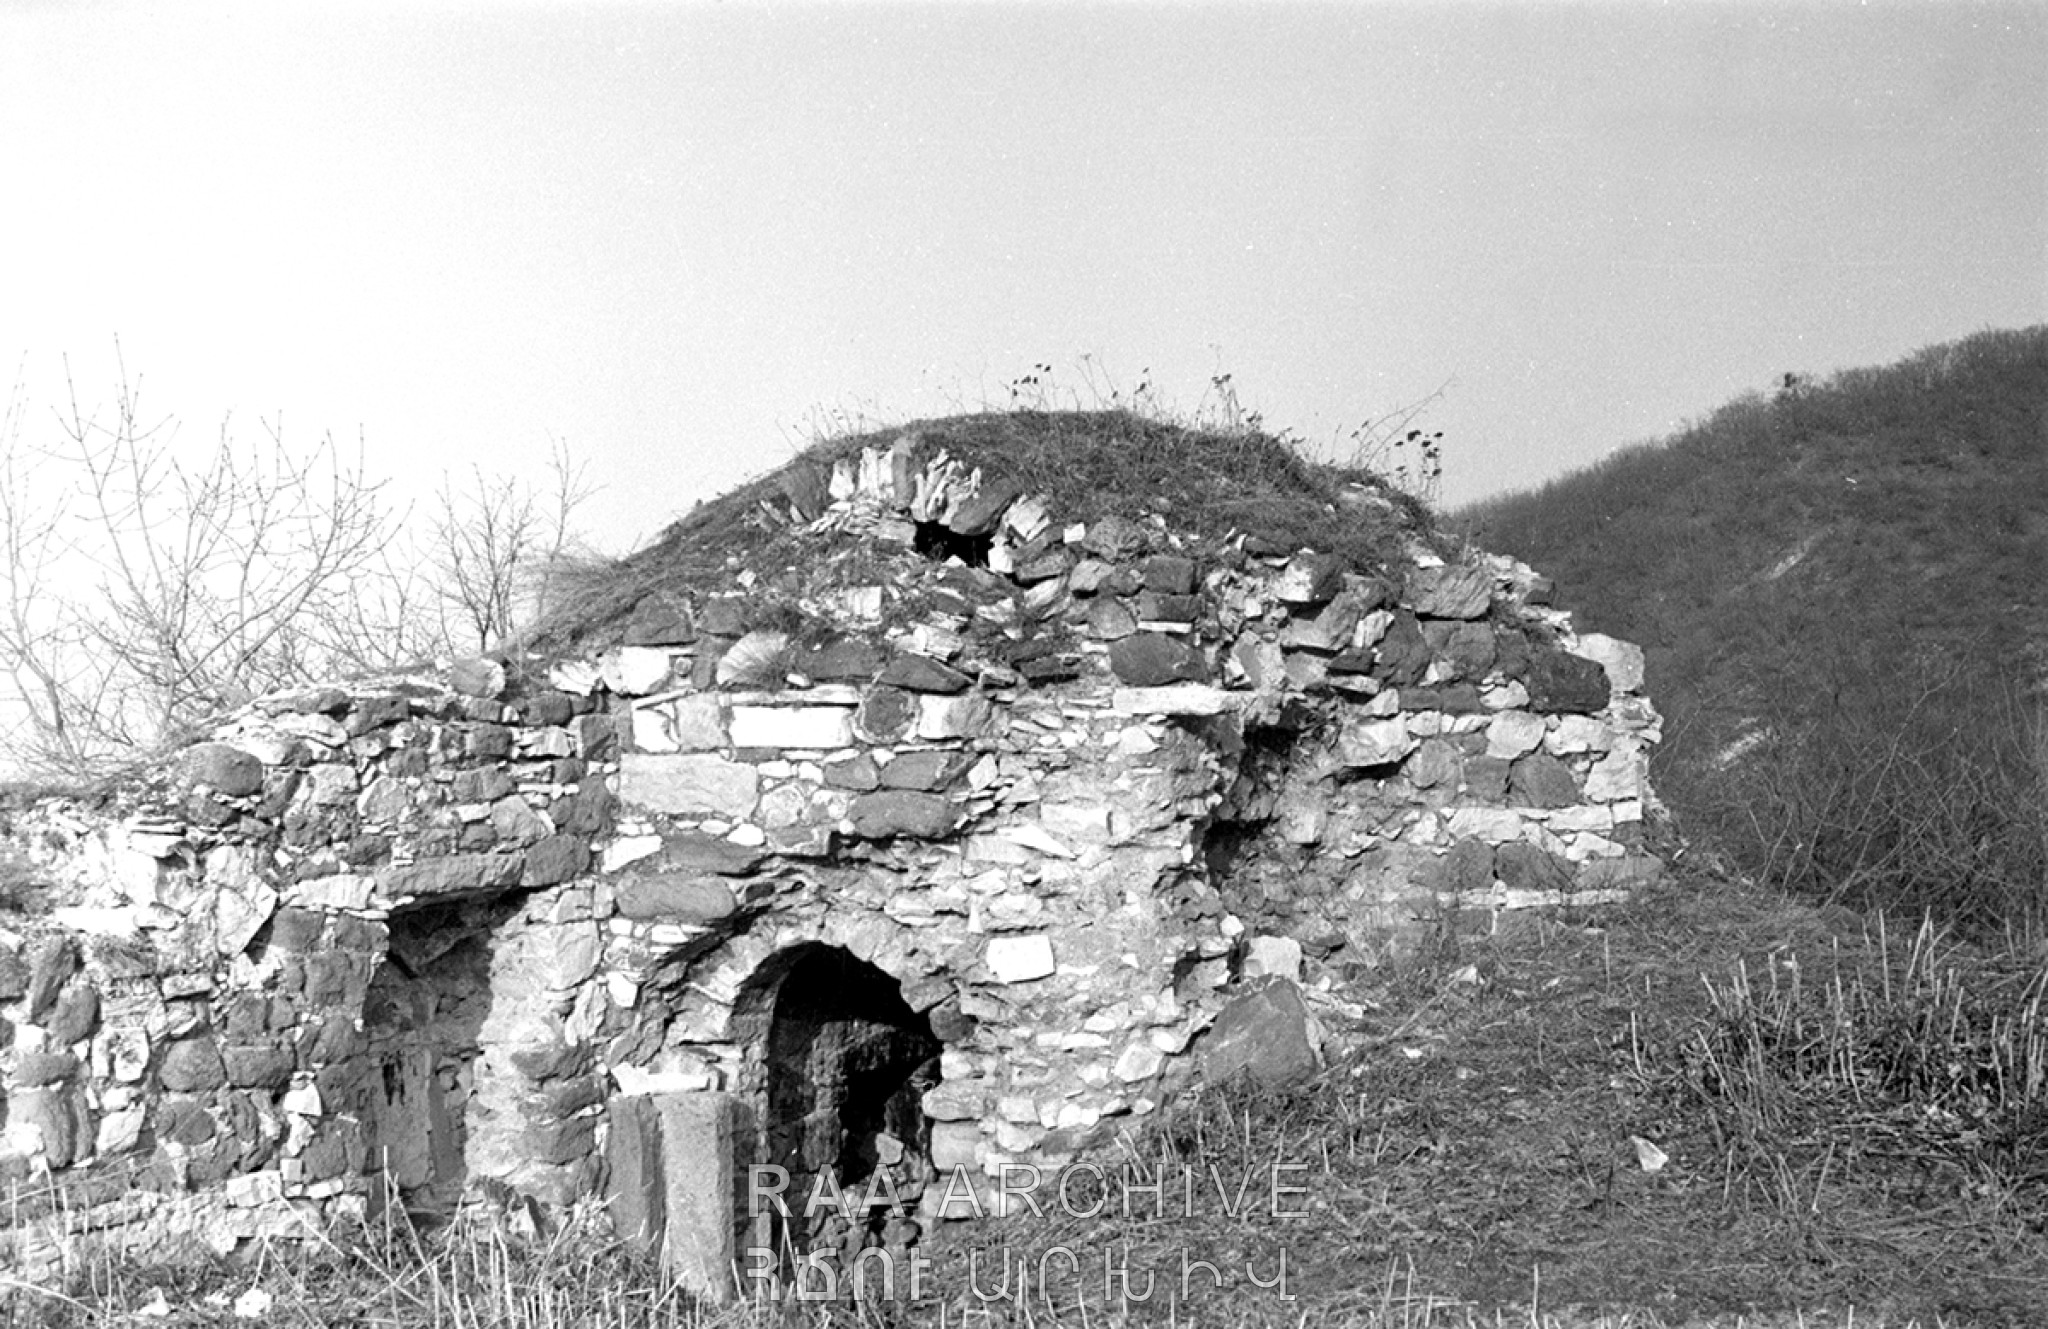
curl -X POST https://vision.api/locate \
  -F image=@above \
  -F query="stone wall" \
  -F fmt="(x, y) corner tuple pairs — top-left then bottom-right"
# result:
(0, 428), (1664, 1285)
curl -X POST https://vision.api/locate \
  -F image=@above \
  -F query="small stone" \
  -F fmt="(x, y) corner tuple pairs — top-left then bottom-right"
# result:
(1406, 563), (1494, 619)
(699, 596), (749, 637)
(464, 725), (514, 760)
(658, 831), (766, 875)
(880, 655), (972, 694)
(1282, 589), (1367, 651)
(1142, 555), (1197, 595)
(917, 692), (994, 740)
(14, 1050), (80, 1087)
(1200, 981), (1319, 1085)
(1084, 598), (1140, 640)
(880, 749), (974, 792)
(854, 686), (919, 743)
(600, 647), (675, 696)
(1242, 936), (1304, 983)
(1407, 739), (1462, 789)
(1114, 1043), (1167, 1083)
(491, 795), (552, 847)
(224, 1047), (297, 1090)
(1546, 714), (1615, 755)
(1338, 717), (1417, 768)
(1422, 620), (1497, 678)
(14, 1085), (83, 1167)
(847, 791), (960, 840)
(778, 463), (831, 522)
(523, 835), (591, 887)
(180, 742), (265, 797)
(615, 874), (738, 923)
(948, 478), (1023, 535)
(1578, 854), (1664, 893)
(576, 713), (619, 760)
(1111, 685), (1234, 716)
(1069, 559), (1111, 594)
(44, 982), (101, 1046)
(1444, 806), (1527, 844)
(290, 686), (351, 715)
(1585, 742), (1650, 802)
(0, 947), (27, 1001)
(1437, 838), (1496, 894)
(25, 937), (78, 1023)
(1015, 552), (1070, 584)
(985, 935), (1056, 983)
(1496, 842), (1573, 895)
(623, 597), (696, 647)
(450, 656), (508, 699)
(1572, 634), (1645, 693)
(1508, 754), (1580, 808)
(1486, 711), (1548, 760)
(453, 767), (516, 803)
(1080, 515), (1147, 558)
(805, 639), (887, 682)
(1463, 756), (1511, 801)
(345, 695), (410, 736)
(1274, 553), (1346, 604)
(921, 1082), (987, 1121)
(1372, 613), (1432, 685)
(357, 774), (411, 824)
(160, 1035), (228, 1093)
(1108, 633), (1207, 686)
(1525, 650), (1611, 715)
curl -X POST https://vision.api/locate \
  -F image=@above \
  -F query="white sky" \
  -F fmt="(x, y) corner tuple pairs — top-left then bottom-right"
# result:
(3, 2), (2043, 555)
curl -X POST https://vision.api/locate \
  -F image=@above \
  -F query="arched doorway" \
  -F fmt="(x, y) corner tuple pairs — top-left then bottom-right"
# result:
(733, 944), (942, 1271)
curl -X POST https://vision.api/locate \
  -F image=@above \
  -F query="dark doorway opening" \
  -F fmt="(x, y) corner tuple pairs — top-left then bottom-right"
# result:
(736, 944), (941, 1271)
(360, 898), (507, 1224)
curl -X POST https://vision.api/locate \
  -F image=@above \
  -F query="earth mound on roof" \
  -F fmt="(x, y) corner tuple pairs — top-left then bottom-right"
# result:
(532, 409), (1446, 664)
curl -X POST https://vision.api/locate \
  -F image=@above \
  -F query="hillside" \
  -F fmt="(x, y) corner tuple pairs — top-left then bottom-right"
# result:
(1460, 326), (2048, 932)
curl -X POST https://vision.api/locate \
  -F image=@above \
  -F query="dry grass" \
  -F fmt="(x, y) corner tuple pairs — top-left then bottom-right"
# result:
(915, 879), (2048, 1326)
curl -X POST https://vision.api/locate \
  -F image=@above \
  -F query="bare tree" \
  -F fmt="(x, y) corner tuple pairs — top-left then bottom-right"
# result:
(1, 353), (409, 776)
(0, 352), (595, 780)
(0, 364), (95, 773)
(428, 436), (595, 653)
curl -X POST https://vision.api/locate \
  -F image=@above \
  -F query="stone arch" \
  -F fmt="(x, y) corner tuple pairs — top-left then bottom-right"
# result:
(728, 942), (941, 1267)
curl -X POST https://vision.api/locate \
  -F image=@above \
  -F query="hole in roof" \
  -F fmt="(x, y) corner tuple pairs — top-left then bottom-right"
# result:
(911, 521), (992, 569)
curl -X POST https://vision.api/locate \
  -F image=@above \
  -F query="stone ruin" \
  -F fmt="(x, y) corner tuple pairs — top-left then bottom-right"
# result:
(0, 414), (1665, 1296)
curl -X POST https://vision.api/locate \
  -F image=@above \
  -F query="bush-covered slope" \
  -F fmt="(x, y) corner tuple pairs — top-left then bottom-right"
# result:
(1461, 326), (2048, 933)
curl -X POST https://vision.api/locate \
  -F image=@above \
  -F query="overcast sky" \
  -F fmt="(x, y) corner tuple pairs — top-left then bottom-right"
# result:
(3, 2), (2043, 555)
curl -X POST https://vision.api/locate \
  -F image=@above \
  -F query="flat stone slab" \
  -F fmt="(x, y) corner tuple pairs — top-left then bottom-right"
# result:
(620, 753), (761, 820)
(727, 704), (854, 750)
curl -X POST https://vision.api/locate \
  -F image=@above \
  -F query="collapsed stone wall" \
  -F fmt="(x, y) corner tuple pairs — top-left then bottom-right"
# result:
(0, 426), (1664, 1285)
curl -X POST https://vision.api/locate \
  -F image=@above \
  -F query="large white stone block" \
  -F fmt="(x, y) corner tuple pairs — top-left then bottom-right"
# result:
(727, 704), (854, 750)
(985, 934), (1056, 983)
(620, 753), (760, 820)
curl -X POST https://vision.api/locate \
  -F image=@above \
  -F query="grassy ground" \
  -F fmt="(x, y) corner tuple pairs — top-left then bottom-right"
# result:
(16, 876), (2048, 1328)
(921, 879), (2048, 1327)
